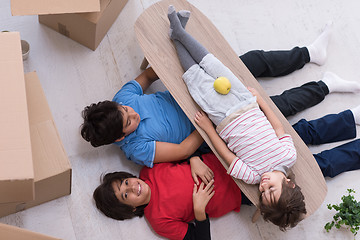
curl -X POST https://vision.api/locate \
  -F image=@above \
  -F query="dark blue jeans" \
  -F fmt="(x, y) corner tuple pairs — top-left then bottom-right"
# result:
(293, 110), (359, 178)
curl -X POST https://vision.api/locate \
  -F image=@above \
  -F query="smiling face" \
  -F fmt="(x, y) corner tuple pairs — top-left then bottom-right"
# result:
(112, 178), (151, 208)
(118, 105), (140, 137)
(259, 171), (290, 205)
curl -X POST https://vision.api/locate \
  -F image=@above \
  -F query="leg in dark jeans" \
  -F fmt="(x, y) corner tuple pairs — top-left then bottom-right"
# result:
(292, 110), (359, 177)
(292, 110), (356, 145)
(240, 47), (310, 78)
(270, 81), (329, 117)
(314, 140), (360, 178)
(240, 47), (329, 117)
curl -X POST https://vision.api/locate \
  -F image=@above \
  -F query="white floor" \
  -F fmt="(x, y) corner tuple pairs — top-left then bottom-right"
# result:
(1, 0), (360, 239)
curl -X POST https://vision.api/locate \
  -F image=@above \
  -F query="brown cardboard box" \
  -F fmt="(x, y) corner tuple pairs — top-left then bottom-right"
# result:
(0, 223), (61, 240)
(0, 32), (34, 204)
(38, 0), (128, 50)
(0, 72), (72, 217)
(11, 0), (100, 16)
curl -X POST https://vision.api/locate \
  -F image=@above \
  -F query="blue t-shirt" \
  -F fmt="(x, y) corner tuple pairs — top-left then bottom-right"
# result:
(113, 80), (194, 167)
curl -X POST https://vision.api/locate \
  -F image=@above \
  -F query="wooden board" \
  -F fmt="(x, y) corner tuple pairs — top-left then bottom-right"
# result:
(134, 0), (327, 217)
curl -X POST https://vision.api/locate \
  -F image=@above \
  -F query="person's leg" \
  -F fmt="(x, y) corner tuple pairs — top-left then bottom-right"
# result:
(240, 22), (333, 78)
(270, 81), (328, 117)
(168, 5), (209, 63)
(270, 72), (360, 117)
(171, 10), (197, 71)
(240, 47), (310, 78)
(173, 40), (197, 71)
(321, 72), (360, 93)
(314, 139), (360, 178)
(292, 109), (356, 145)
(307, 21), (333, 66)
(177, 10), (190, 28)
(351, 105), (360, 125)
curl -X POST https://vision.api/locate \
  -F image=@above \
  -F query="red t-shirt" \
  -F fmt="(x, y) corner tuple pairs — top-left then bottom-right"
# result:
(140, 153), (242, 240)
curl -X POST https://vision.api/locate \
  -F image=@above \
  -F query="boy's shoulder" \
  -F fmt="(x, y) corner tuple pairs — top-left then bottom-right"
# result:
(113, 80), (142, 103)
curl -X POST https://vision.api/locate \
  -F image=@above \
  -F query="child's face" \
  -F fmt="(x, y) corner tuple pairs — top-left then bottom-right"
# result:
(119, 105), (140, 136)
(112, 178), (151, 208)
(259, 171), (288, 205)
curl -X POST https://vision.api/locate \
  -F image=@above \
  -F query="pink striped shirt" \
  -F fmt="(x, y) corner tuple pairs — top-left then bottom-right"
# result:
(220, 107), (297, 184)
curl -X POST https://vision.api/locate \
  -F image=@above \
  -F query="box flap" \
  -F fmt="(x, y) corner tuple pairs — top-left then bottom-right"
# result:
(25, 72), (71, 182)
(11, 0), (100, 16)
(0, 32), (34, 203)
(79, 0), (111, 24)
(0, 223), (61, 240)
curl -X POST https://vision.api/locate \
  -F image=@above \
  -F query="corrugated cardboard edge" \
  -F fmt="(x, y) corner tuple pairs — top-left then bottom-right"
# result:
(38, 0), (128, 50)
(24, 71), (72, 198)
(11, 0), (100, 16)
(94, 0), (129, 49)
(0, 223), (61, 240)
(0, 71), (72, 218)
(0, 32), (35, 204)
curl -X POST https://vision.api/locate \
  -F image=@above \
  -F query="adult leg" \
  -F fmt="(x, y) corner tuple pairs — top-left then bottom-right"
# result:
(270, 81), (328, 117)
(240, 47), (310, 78)
(292, 109), (356, 145)
(241, 22), (333, 78)
(270, 72), (360, 117)
(314, 139), (360, 178)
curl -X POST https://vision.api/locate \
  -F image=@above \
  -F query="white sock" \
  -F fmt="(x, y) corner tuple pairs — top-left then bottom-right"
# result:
(350, 105), (360, 125)
(322, 72), (360, 93)
(307, 21), (333, 65)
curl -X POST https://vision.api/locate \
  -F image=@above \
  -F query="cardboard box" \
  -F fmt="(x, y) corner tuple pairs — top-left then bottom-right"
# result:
(11, 0), (100, 16)
(0, 72), (72, 217)
(0, 32), (34, 204)
(0, 223), (61, 240)
(38, 0), (128, 50)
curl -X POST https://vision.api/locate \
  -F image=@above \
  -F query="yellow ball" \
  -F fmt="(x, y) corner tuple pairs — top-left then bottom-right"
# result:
(213, 77), (231, 94)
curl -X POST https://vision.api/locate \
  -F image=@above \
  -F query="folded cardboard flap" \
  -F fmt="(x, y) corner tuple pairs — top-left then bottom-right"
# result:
(0, 72), (72, 218)
(11, 0), (100, 16)
(79, 0), (111, 23)
(0, 223), (61, 240)
(0, 32), (34, 204)
(38, 0), (128, 50)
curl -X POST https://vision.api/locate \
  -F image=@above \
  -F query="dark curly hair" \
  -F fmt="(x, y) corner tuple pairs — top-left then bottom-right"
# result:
(259, 178), (306, 231)
(81, 101), (125, 147)
(93, 172), (148, 220)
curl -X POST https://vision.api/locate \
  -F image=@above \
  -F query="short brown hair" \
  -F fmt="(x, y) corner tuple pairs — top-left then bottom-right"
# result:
(81, 101), (125, 147)
(259, 179), (306, 231)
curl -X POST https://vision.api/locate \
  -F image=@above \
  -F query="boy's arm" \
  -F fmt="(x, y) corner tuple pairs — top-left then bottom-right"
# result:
(153, 130), (204, 163)
(194, 111), (237, 166)
(135, 67), (159, 92)
(248, 87), (285, 137)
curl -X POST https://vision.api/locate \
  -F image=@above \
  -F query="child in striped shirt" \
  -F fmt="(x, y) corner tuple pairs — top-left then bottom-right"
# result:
(168, 5), (305, 230)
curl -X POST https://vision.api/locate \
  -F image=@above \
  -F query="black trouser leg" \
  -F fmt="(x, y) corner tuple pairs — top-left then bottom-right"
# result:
(240, 47), (310, 77)
(270, 81), (329, 117)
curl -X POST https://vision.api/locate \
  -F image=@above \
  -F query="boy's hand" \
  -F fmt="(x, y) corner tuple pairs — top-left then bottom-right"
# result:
(194, 111), (214, 133)
(193, 180), (215, 221)
(190, 156), (214, 185)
